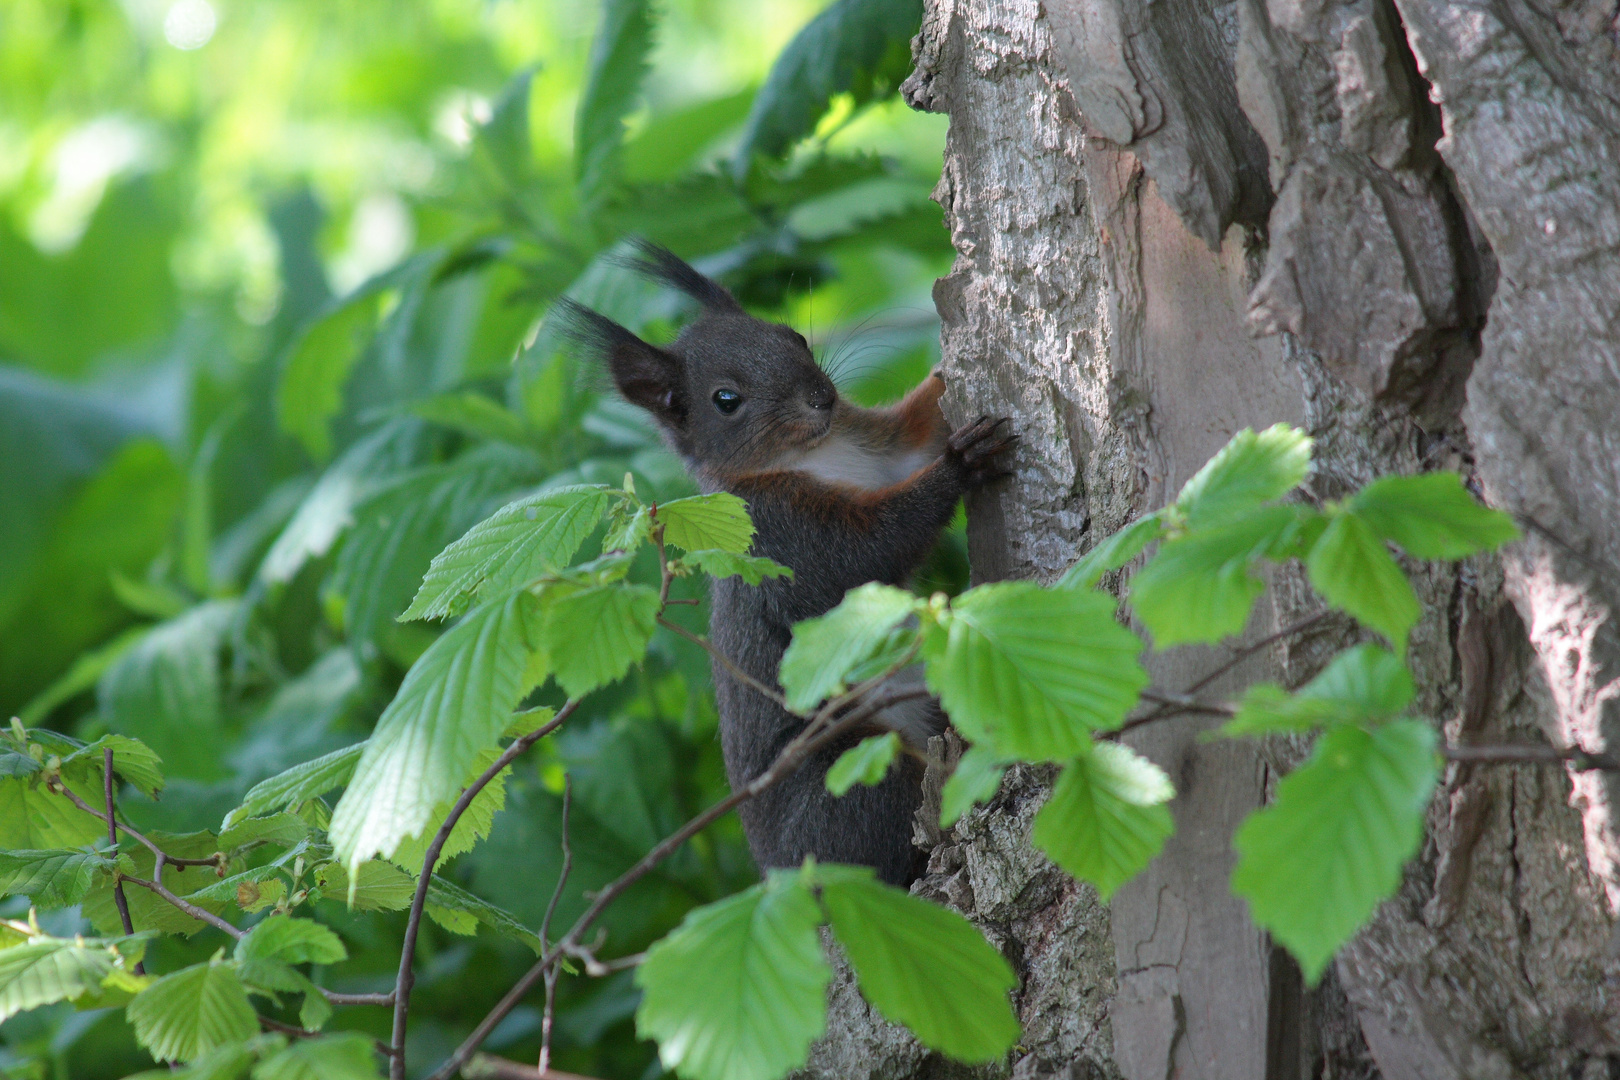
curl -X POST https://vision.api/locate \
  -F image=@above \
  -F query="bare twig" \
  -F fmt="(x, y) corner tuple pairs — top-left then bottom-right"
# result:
(52, 781), (220, 868)
(103, 748), (139, 972)
(538, 778), (573, 1075)
(562, 945), (645, 977)
(1185, 611), (1336, 695)
(657, 616), (789, 709)
(424, 682), (930, 1080)
(1443, 743), (1620, 771)
(389, 703), (575, 1080)
(463, 1055), (605, 1080)
(321, 990), (396, 1007)
(121, 875), (242, 940)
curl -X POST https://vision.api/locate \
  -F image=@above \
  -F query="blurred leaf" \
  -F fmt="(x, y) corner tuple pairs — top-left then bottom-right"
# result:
(0, 937), (129, 1022)
(922, 583), (1146, 759)
(1306, 510), (1420, 653)
(127, 959), (259, 1064)
(402, 485), (616, 621)
(63, 733), (165, 798)
(1350, 472), (1519, 559)
(408, 392), (529, 445)
(313, 861), (415, 912)
(781, 584), (918, 712)
(1175, 424), (1312, 529)
(225, 744), (363, 831)
(577, 0), (656, 199)
(544, 583), (659, 698)
(1057, 515), (1164, 591)
(329, 590), (542, 872)
(251, 1031), (382, 1080)
(1222, 645), (1414, 737)
(636, 874), (830, 1080)
(1232, 720), (1438, 982)
(474, 70), (536, 193)
(0, 849), (115, 909)
(623, 89), (756, 184)
(656, 493), (755, 554)
(236, 918), (346, 967)
(676, 549), (793, 585)
(825, 733), (900, 796)
(938, 746), (1005, 828)
(424, 875), (542, 953)
(1031, 744), (1174, 900)
(84, 833), (228, 936)
(0, 774), (106, 850)
(818, 864), (1017, 1061)
(734, 0), (923, 175)
(98, 600), (236, 781)
(16, 626), (148, 726)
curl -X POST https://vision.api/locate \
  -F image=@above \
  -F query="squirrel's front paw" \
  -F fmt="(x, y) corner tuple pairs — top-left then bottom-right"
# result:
(947, 416), (1016, 485)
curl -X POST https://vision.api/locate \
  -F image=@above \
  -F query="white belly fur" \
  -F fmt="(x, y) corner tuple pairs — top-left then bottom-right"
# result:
(789, 441), (937, 491)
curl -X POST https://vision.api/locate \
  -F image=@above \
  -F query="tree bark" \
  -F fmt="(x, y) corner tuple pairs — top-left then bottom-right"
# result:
(801, 0), (1620, 1077)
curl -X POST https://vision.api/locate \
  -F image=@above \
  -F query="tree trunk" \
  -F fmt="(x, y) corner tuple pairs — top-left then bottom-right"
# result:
(802, 0), (1620, 1077)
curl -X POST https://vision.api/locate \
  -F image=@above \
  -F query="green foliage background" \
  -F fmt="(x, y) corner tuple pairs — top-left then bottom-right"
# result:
(0, 0), (953, 1074)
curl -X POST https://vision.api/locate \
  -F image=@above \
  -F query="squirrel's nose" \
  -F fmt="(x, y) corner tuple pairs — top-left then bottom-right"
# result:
(808, 387), (835, 411)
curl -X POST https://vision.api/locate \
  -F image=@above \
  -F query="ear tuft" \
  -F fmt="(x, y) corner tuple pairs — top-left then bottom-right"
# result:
(552, 298), (686, 424)
(619, 239), (742, 313)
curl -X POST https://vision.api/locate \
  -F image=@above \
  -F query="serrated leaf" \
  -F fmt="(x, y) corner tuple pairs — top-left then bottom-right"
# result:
(1057, 515), (1164, 590)
(0, 938), (124, 1021)
(1232, 720), (1438, 982)
(818, 865), (1018, 1061)
(84, 834), (228, 936)
(184, 868), (285, 913)
(252, 1031), (382, 1080)
(825, 734), (900, 796)
(312, 861), (414, 911)
(657, 493), (755, 554)
(1222, 645), (1414, 736)
(128, 960), (259, 1063)
(402, 486), (616, 621)
(921, 583), (1146, 760)
(780, 584), (918, 712)
(392, 745), (510, 871)
(733, 0), (922, 175)
(1130, 506), (1302, 647)
(424, 875), (542, 953)
(0, 774), (108, 850)
(939, 746), (1007, 828)
(1306, 510), (1420, 653)
(63, 734), (165, 798)
(1031, 744), (1174, 900)
(225, 745), (363, 831)
(545, 583), (660, 698)
(576, 0), (655, 199)
(678, 549), (793, 585)
(409, 391), (529, 446)
(636, 875), (830, 1080)
(329, 590), (542, 873)
(1175, 424), (1312, 528)
(0, 849), (115, 909)
(1350, 472), (1519, 560)
(602, 503), (652, 552)
(237, 918), (346, 966)
(217, 814), (308, 852)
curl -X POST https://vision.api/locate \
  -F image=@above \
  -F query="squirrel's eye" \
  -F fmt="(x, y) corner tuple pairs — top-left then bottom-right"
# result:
(712, 389), (742, 415)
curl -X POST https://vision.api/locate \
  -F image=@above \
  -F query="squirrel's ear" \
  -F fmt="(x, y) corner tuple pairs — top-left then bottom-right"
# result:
(622, 239), (741, 313)
(554, 299), (686, 423)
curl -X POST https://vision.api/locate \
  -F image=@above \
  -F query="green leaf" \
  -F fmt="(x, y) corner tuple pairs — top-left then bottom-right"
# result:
(733, 0), (923, 175)
(921, 583), (1146, 759)
(237, 918), (347, 967)
(84, 834), (229, 936)
(329, 590), (542, 872)
(602, 503), (652, 553)
(1130, 506), (1301, 647)
(225, 744), (364, 831)
(216, 813), (309, 853)
(312, 861), (415, 911)
(252, 1031), (383, 1080)
(63, 734), (165, 798)
(424, 875), (542, 953)
(657, 493), (756, 554)
(183, 869), (285, 914)
(576, 0), (656, 199)
(677, 549), (794, 585)
(0, 774), (106, 850)
(276, 296), (382, 462)
(1056, 515), (1164, 590)
(1350, 472), (1519, 559)
(545, 583), (660, 698)
(825, 733), (900, 796)
(127, 960), (260, 1063)
(402, 486), (616, 622)
(474, 70), (536, 192)
(1306, 510), (1420, 653)
(780, 584), (918, 712)
(0, 937), (130, 1021)
(0, 849), (115, 909)
(939, 746), (1006, 828)
(409, 391), (529, 446)
(1222, 645), (1414, 736)
(1175, 424), (1312, 529)
(392, 745), (511, 871)
(636, 875), (830, 1080)
(1031, 744), (1174, 900)
(818, 865), (1018, 1061)
(1232, 720), (1438, 982)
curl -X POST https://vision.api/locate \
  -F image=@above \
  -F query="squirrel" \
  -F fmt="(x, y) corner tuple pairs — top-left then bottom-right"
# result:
(558, 242), (1014, 885)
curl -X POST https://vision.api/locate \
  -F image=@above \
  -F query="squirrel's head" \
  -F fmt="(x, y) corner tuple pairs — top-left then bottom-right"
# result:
(557, 242), (838, 474)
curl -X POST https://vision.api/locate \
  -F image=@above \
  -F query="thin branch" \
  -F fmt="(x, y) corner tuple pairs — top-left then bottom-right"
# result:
(321, 990), (396, 1007)
(424, 683), (929, 1080)
(52, 781), (221, 868)
(1443, 743), (1620, 771)
(121, 875), (242, 940)
(1136, 690), (1236, 717)
(103, 749), (139, 972)
(657, 616), (789, 710)
(538, 778), (573, 1075)
(562, 945), (645, 978)
(463, 1055), (605, 1080)
(1185, 610), (1336, 695)
(389, 703), (576, 1080)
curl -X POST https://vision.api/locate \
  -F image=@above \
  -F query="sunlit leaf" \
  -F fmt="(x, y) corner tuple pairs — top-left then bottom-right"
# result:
(1305, 510), (1420, 653)
(1232, 720), (1438, 982)
(252, 1031), (383, 1080)
(817, 864), (1017, 1061)
(677, 549), (793, 585)
(1350, 472), (1519, 560)
(0, 937), (126, 1022)
(83, 834), (228, 936)
(1222, 645), (1414, 736)
(312, 861), (415, 912)
(0, 774), (106, 851)
(1175, 424), (1312, 529)
(63, 734), (165, 798)
(780, 584), (918, 712)
(656, 493), (755, 554)
(1056, 515), (1163, 590)
(391, 745), (511, 871)
(825, 733), (900, 796)
(127, 959), (259, 1063)
(939, 745), (1006, 828)
(1031, 744), (1174, 900)
(1130, 506), (1301, 647)
(225, 744), (363, 831)
(0, 849), (115, 909)
(544, 583), (660, 698)
(424, 875), (542, 954)
(236, 918), (347, 967)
